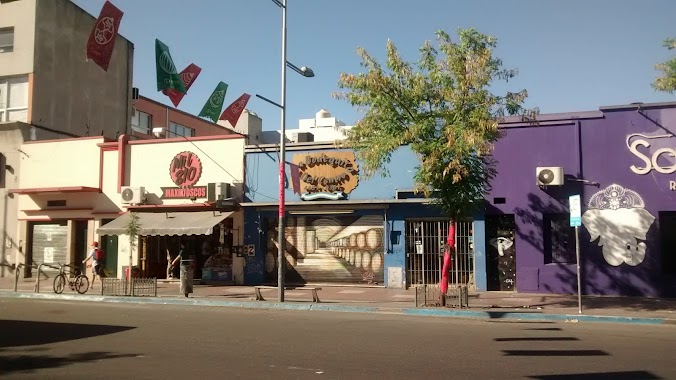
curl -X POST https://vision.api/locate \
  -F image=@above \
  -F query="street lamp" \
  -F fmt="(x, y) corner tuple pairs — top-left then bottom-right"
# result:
(255, 0), (314, 302)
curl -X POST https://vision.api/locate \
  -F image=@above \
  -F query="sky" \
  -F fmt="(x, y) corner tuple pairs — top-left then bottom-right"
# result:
(72, 0), (675, 131)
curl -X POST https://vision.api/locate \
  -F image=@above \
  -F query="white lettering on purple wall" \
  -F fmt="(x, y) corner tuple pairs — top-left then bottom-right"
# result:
(626, 133), (676, 175)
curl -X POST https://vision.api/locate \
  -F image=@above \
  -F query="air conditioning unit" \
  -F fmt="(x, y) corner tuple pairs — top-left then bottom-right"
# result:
(536, 167), (564, 186)
(292, 132), (314, 143)
(121, 186), (146, 204)
(208, 182), (231, 202)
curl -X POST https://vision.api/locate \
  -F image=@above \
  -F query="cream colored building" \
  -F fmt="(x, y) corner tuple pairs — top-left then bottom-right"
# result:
(0, 0), (133, 137)
(10, 134), (246, 284)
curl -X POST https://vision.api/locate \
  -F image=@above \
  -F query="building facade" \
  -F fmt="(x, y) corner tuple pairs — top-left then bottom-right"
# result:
(241, 101), (676, 297)
(0, 0), (133, 138)
(9, 133), (247, 283)
(130, 95), (250, 141)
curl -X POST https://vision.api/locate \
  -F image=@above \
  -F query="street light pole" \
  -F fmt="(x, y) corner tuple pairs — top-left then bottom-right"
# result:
(277, 0), (288, 303)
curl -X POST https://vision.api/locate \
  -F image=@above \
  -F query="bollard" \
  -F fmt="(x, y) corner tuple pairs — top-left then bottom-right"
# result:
(13, 264), (24, 292)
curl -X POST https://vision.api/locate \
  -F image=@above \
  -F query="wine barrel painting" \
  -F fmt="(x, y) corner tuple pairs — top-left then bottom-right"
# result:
(371, 252), (384, 273)
(356, 232), (367, 249)
(366, 228), (384, 251)
(349, 233), (357, 248)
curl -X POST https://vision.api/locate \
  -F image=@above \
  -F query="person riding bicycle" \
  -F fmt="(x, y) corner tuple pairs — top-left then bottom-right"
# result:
(82, 241), (105, 288)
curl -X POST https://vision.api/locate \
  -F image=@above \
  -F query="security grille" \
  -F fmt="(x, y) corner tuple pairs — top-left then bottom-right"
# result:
(405, 219), (475, 290)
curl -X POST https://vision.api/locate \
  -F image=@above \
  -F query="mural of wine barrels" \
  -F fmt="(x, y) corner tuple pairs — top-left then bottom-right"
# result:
(361, 251), (372, 269)
(265, 252), (276, 274)
(356, 232), (366, 249)
(366, 228), (384, 250)
(264, 215), (385, 285)
(371, 252), (383, 273)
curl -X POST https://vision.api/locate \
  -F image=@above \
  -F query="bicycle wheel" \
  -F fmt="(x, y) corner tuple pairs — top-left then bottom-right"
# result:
(74, 275), (90, 294)
(53, 274), (66, 294)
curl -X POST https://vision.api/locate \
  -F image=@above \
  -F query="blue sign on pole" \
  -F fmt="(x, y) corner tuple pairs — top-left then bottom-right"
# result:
(569, 194), (582, 227)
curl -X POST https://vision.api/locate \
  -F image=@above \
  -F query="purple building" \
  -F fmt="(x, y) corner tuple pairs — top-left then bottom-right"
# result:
(242, 101), (676, 297)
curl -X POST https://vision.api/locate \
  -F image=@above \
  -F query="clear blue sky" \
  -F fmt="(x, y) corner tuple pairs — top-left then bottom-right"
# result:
(72, 0), (675, 131)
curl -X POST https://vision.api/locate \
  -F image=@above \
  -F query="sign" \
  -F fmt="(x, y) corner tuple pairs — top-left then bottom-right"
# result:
(161, 186), (207, 199)
(162, 151), (206, 199)
(244, 244), (255, 257)
(292, 151), (359, 199)
(170, 151), (202, 187)
(569, 194), (582, 227)
(626, 132), (675, 191)
(44, 247), (54, 263)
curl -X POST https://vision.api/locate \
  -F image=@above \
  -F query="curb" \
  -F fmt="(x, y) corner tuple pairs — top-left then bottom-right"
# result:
(0, 291), (669, 326)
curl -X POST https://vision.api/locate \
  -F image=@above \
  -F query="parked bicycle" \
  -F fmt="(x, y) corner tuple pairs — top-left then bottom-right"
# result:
(53, 263), (89, 294)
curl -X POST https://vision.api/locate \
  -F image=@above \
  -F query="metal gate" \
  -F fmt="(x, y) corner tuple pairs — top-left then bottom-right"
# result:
(405, 219), (475, 290)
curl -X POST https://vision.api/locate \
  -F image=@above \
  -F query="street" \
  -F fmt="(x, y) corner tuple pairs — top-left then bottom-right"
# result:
(0, 299), (674, 379)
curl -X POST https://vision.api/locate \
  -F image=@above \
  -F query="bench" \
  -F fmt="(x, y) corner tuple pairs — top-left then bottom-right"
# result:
(254, 286), (322, 303)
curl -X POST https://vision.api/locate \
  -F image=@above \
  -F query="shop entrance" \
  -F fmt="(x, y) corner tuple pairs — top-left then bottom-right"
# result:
(405, 219), (475, 289)
(660, 211), (676, 275)
(485, 214), (517, 291)
(138, 219), (234, 282)
(27, 221), (68, 277)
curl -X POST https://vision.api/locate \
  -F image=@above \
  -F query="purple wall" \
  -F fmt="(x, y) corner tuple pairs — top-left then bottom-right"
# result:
(490, 103), (676, 297)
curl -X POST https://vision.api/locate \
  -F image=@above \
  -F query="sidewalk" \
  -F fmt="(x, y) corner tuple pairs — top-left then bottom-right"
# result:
(1, 275), (675, 325)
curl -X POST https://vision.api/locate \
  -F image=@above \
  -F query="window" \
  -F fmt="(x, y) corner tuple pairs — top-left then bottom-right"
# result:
(0, 28), (13, 53)
(131, 109), (152, 134)
(169, 122), (194, 138)
(543, 213), (575, 264)
(0, 76), (28, 122)
(660, 212), (676, 274)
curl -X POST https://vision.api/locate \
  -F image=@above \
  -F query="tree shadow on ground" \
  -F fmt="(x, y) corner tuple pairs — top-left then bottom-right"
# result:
(0, 320), (135, 348)
(527, 370), (662, 379)
(0, 351), (140, 375)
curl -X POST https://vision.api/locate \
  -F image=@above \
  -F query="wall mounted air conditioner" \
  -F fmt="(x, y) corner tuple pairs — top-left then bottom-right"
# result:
(208, 182), (231, 202)
(121, 186), (146, 204)
(536, 167), (564, 186)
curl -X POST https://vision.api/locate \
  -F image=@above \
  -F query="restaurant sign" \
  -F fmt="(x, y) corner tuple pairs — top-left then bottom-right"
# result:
(292, 151), (359, 201)
(161, 151), (207, 199)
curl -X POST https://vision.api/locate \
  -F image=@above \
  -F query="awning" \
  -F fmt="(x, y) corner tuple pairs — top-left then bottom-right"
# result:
(9, 186), (101, 195)
(97, 211), (233, 236)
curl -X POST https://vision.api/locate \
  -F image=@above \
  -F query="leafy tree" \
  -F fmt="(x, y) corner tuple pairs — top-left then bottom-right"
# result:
(653, 38), (676, 93)
(334, 28), (537, 219)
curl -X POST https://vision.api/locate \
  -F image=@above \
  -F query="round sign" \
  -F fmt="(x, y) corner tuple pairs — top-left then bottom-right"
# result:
(94, 16), (116, 45)
(169, 151), (202, 187)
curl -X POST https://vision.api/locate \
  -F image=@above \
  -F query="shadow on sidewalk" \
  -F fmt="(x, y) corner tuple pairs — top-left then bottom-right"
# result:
(0, 351), (140, 375)
(0, 320), (135, 348)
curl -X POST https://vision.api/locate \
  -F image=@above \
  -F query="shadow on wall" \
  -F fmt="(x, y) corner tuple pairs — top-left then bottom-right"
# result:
(513, 187), (659, 297)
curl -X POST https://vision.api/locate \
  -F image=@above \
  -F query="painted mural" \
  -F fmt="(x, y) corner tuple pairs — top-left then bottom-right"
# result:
(582, 184), (655, 266)
(265, 215), (384, 285)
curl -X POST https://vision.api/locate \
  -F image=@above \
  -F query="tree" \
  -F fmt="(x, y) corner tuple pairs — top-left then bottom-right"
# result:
(334, 28), (537, 293)
(124, 212), (141, 294)
(334, 28), (537, 218)
(652, 37), (676, 93)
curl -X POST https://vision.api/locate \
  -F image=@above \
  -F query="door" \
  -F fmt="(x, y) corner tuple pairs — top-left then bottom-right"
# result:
(101, 218), (118, 277)
(30, 221), (68, 275)
(486, 214), (517, 291)
(405, 219), (475, 289)
(74, 221), (88, 265)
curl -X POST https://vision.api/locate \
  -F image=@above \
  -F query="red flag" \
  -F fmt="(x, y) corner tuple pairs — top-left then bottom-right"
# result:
(219, 93), (251, 127)
(288, 162), (301, 195)
(162, 63), (202, 107)
(86, 1), (123, 72)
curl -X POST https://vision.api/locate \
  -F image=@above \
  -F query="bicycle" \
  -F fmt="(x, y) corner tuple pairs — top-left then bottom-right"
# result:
(53, 263), (90, 294)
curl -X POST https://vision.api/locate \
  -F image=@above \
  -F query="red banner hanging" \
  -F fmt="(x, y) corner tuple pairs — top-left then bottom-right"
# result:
(219, 93), (251, 128)
(86, 1), (124, 72)
(162, 63), (202, 107)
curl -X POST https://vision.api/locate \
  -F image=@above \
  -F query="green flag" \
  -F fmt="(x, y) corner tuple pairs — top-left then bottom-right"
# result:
(155, 39), (187, 94)
(199, 81), (228, 123)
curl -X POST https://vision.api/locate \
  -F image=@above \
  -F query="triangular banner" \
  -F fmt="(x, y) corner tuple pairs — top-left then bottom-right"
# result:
(162, 63), (202, 107)
(199, 82), (228, 123)
(86, 1), (123, 71)
(219, 93), (251, 128)
(155, 39), (187, 94)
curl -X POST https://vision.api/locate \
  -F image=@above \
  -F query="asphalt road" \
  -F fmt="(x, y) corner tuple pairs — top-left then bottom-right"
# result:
(0, 299), (674, 379)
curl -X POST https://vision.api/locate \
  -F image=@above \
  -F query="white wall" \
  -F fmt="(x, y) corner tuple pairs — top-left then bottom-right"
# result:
(0, 0), (36, 77)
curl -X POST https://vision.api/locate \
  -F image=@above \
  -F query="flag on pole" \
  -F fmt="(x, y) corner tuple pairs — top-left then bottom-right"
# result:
(155, 39), (187, 94)
(162, 63), (202, 107)
(198, 82), (228, 123)
(219, 93), (251, 128)
(288, 162), (301, 195)
(86, 1), (123, 71)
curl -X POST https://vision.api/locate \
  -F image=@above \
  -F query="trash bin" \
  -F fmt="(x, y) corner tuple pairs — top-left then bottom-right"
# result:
(179, 259), (194, 297)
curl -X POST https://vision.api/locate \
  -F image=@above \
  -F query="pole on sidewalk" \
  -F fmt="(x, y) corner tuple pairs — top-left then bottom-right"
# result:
(575, 225), (582, 314)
